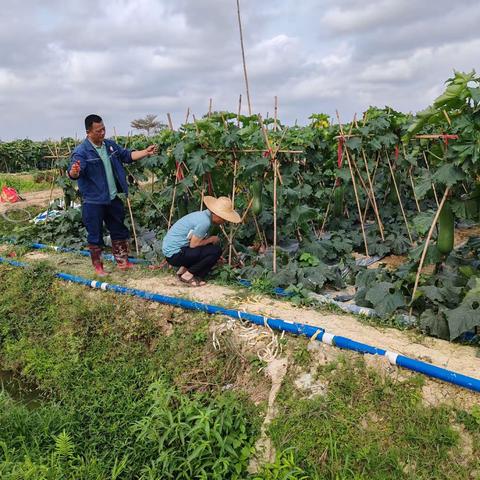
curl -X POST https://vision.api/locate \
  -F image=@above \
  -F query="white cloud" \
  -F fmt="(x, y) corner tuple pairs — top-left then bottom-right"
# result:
(0, 0), (479, 139)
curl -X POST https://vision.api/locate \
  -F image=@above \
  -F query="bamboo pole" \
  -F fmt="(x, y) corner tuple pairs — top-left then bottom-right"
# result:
(258, 115), (285, 272)
(237, 94), (242, 126)
(126, 198), (140, 255)
(113, 128), (140, 253)
(408, 166), (421, 213)
(336, 111), (369, 256)
(362, 152), (381, 222)
(422, 151), (440, 207)
(228, 157), (238, 265)
(384, 150), (414, 245)
(320, 119), (354, 232)
(360, 148), (384, 240)
(167, 113), (174, 131)
(236, 0), (252, 115)
(167, 116), (179, 229)
(274, 96), (278, 131)
(411, 187), (450, 303)
(402, 144), (421, 213)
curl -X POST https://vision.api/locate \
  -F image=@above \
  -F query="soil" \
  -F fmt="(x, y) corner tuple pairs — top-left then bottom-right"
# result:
(0, 188), (63, 214)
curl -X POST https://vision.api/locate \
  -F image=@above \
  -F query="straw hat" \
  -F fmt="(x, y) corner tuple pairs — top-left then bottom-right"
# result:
(203, 196), (241, 223)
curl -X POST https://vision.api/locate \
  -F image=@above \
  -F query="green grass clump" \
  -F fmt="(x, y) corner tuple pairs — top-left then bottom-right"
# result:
(0, 264), (261, 479)
(268, 355), (480, 479)
(0, 172), (52, 193)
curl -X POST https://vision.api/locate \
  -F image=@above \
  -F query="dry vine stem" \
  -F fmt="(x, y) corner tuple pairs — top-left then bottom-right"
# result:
(336, 110), (369, 256)
(411, 187), (450, 303)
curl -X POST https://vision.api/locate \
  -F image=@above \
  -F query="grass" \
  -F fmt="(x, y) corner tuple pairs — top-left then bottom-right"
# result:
(0, 251), (479, 479)
(268, 354), (480, 479)
(0, 172), (53, 193)
(0, 263), (262, 479)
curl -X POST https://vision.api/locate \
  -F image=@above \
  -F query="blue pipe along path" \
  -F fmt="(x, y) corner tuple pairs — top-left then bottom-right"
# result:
(0, 255), (479, 394)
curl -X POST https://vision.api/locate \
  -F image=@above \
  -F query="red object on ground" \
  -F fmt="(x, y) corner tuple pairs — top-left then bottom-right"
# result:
(0, 186), (21, 203)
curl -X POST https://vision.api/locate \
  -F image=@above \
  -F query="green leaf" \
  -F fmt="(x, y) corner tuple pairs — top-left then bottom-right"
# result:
(418, 285), (444, 304)
(431, 164), (465, 187)
(419, 309), (450, 340)
(445, 300), (480, 340)
(412, 211), (435, 236)
(365, 282), (406, 316)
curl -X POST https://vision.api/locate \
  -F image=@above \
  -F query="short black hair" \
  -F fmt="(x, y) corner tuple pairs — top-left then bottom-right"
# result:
(85, 114), (103, 131)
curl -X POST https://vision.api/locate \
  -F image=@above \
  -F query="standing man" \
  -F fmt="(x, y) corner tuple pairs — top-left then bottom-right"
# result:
(68, 114), (157, 276)
(162, 196), (241, 286)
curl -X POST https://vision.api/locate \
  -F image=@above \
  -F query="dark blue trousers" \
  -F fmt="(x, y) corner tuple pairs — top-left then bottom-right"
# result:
(82, 197), (130, 246)
(166, 244), (222, 279)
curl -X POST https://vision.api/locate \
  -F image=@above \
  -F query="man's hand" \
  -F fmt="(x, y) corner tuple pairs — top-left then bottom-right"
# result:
(145, 145), (158, 156)
(131, 145), (159, 161)
(209, 235), (220, 245)
(69, 159), (81, 179)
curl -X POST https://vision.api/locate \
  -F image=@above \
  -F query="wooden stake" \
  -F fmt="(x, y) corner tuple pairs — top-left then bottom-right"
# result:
(237, 94), (242, 126)
(384, 151), (414, 245)
(274, 96), (278, 131)
(126, 198), (140, 255)
(208, 98), (212, 117)
(408, 166), (421, 213)
(336, 111), (369, 256)
(258, 115), (286, 272)
(167, 113), (174, 131)
(360, 149), (384, 239)
(236, 0), (252, 115)
(411, 187), (450, 303)
(422, 151), (440, 207)
(185, 107), (190, 124)
(228, 154), (238, 265)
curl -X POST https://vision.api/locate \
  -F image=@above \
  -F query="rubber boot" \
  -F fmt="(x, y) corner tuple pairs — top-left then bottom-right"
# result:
(88, 245), (109, 277)
(111, 239), (134, 270)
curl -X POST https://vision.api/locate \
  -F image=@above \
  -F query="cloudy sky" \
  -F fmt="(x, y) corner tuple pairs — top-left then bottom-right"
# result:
(1, 0), (478, 140)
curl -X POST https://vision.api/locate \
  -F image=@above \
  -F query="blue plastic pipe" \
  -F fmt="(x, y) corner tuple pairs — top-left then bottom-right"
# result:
(0, 256), (479, 394)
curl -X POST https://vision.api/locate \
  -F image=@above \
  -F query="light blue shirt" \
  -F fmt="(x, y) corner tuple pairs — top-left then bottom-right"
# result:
(162, 210), (212, 258)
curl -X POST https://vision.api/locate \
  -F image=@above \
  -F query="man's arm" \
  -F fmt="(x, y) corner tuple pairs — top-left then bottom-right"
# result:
(189, 235), (220, 248)
(131, 145), (158, 161)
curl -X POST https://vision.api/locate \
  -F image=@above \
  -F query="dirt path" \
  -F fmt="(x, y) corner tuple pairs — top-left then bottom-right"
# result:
(0, 188), (63, 213)
(124, 275), (480, 381)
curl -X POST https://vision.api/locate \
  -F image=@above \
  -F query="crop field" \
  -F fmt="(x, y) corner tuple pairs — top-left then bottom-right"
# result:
(0, 71), (479, 478)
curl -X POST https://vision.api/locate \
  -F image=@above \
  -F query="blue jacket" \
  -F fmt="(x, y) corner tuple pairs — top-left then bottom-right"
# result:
(68, 138), (133, 204)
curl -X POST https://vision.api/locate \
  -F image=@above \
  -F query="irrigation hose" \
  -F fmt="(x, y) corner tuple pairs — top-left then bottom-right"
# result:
(0, 256), (479, 394)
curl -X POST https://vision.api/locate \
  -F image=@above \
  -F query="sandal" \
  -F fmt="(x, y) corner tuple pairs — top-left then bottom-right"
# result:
(176, 266), (187, 277)
(179, 275), (206, 287)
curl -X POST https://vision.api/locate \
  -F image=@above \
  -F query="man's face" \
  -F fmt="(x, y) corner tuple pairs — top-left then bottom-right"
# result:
(88, 121), (106, 144)
(211, 213), (225, 225)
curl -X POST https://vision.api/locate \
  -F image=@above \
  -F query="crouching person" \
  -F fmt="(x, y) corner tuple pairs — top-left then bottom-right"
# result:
(162, 196), (240, 286)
